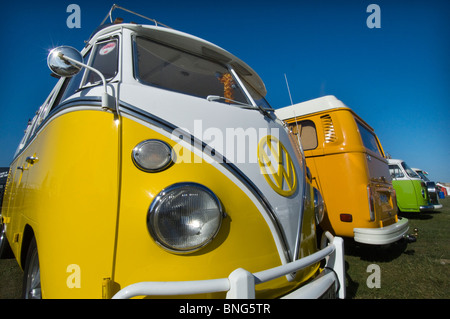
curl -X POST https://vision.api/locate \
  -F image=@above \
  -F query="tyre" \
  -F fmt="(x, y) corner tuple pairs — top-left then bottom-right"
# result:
(22, 237), (41, 299)
(0, 222), (13, 259)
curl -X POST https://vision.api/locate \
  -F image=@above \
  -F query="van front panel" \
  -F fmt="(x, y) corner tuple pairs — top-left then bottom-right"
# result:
(392, 179), (428, 212)
(389, 160), (430, 212)
(112, 115), (319, 298)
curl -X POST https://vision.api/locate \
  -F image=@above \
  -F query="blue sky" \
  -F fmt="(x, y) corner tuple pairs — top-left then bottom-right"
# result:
(0, 0), (449, 182)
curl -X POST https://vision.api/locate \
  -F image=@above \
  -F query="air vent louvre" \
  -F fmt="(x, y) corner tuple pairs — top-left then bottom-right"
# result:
(320, 115), (336, 143)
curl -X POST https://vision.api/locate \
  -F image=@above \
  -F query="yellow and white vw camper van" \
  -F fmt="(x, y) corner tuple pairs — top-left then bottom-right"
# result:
(277, 96), (409, 245)
(0, 6), (344, 299)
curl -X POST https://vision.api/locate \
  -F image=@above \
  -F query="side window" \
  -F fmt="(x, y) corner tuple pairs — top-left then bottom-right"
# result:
(35, 92), (55, 128)
(49, 77), (72, 113)
(356, 120), (382, 156)
(14, 87), (58, 156)
(288, 120), (318, 150)
(14, 117), (35, 157)
(389, 165), (404, 179)
(85, 38), (119, 85)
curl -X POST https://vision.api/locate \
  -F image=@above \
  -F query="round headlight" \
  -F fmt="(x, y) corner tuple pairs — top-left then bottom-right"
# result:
(147, 183), (223, 253)
(132, 140), (173, 172)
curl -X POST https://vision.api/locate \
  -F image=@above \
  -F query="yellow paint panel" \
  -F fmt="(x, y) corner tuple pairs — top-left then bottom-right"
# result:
(6, 109), (120, 298)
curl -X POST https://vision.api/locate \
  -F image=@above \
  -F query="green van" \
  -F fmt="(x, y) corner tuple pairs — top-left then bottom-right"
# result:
(412, 168), (443, 210)
(388, 159), (434, 213)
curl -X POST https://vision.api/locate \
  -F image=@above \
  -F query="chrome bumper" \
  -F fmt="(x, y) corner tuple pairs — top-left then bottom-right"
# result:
(112, 232), (345, 299)
(420, 204), (435, 212)
(353, 217), (409, 245)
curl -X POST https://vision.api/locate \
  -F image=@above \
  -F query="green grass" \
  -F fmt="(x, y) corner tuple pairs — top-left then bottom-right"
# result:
(344, 196), (450, 299)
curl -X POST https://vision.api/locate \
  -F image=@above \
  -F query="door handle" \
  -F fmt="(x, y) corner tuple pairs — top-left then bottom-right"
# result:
(25, 156), (39, 164)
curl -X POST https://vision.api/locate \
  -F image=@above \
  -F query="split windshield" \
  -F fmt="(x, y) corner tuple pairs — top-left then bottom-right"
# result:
(416, 171), (430, 181)
(401, 162), (420, 178)
(133, 36), (269, 109)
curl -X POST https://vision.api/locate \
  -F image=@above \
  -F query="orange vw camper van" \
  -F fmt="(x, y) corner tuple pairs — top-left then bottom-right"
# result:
(276, 96), (409, 245)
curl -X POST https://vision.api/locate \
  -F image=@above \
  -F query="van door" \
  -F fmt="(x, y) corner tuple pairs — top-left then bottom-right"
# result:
(2, 96), (53, 257)
(3, 155), (30, 257)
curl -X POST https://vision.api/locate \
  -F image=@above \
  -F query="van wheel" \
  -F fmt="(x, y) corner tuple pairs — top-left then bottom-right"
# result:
(22, 237), (41, 299)
(0, 222), (13, 258)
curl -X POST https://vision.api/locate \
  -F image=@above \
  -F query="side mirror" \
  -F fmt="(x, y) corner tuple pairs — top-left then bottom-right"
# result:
(47, 46), (115, 111)
(47, 46), (83, 78)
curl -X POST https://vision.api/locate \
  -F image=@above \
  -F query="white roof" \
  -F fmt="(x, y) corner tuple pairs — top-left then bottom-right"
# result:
(275, 95), (349, 120)
(89, 23), (267, 97)
(387, 159), (403, 165)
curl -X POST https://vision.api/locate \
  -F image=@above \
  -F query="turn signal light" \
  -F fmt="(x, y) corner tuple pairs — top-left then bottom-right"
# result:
(132, 139), (173, 172)
(340, 214), (353, 222)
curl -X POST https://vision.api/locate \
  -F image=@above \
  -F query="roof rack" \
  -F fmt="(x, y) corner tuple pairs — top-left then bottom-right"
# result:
(99, 4), (172, 29)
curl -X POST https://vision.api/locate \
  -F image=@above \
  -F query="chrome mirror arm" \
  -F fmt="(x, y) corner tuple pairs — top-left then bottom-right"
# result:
(58, 54), (115, 112)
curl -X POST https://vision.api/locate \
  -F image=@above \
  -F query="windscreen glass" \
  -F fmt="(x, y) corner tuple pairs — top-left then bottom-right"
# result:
(133, 36), (249, 104)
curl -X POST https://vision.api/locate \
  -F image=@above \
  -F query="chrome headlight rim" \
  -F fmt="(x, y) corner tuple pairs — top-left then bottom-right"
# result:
(147, 182), (224, 254)
(132, 139), (174, 173)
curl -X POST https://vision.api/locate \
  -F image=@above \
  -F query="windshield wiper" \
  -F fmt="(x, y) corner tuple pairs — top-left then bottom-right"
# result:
(206, 95), (274, 118)
(206, 95), (259, 110)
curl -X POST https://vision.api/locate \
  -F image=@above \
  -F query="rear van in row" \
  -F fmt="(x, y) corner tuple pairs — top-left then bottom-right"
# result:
(277, 95), (409, 245)
(388, 159), (439, 212)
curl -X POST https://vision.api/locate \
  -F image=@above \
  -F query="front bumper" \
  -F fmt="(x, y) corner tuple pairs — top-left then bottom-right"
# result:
(112, 232), (345, 299)
(353, 217), (409, 245)
(420, 204), (435, 212)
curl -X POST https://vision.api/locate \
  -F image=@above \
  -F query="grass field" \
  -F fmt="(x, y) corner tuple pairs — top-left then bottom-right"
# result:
(344, 196), (450, 299)
(1, 197), (449, 299)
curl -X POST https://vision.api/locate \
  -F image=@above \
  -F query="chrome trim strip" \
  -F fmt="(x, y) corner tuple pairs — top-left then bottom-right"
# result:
(293, 166), (307, 261)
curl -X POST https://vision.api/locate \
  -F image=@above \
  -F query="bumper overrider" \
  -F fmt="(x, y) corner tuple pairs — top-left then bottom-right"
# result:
(353, 217), (409, 245)
(112, 231), (345, 299)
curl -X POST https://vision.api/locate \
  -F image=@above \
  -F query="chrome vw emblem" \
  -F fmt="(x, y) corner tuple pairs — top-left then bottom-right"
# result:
(258, 135), (297, 197)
